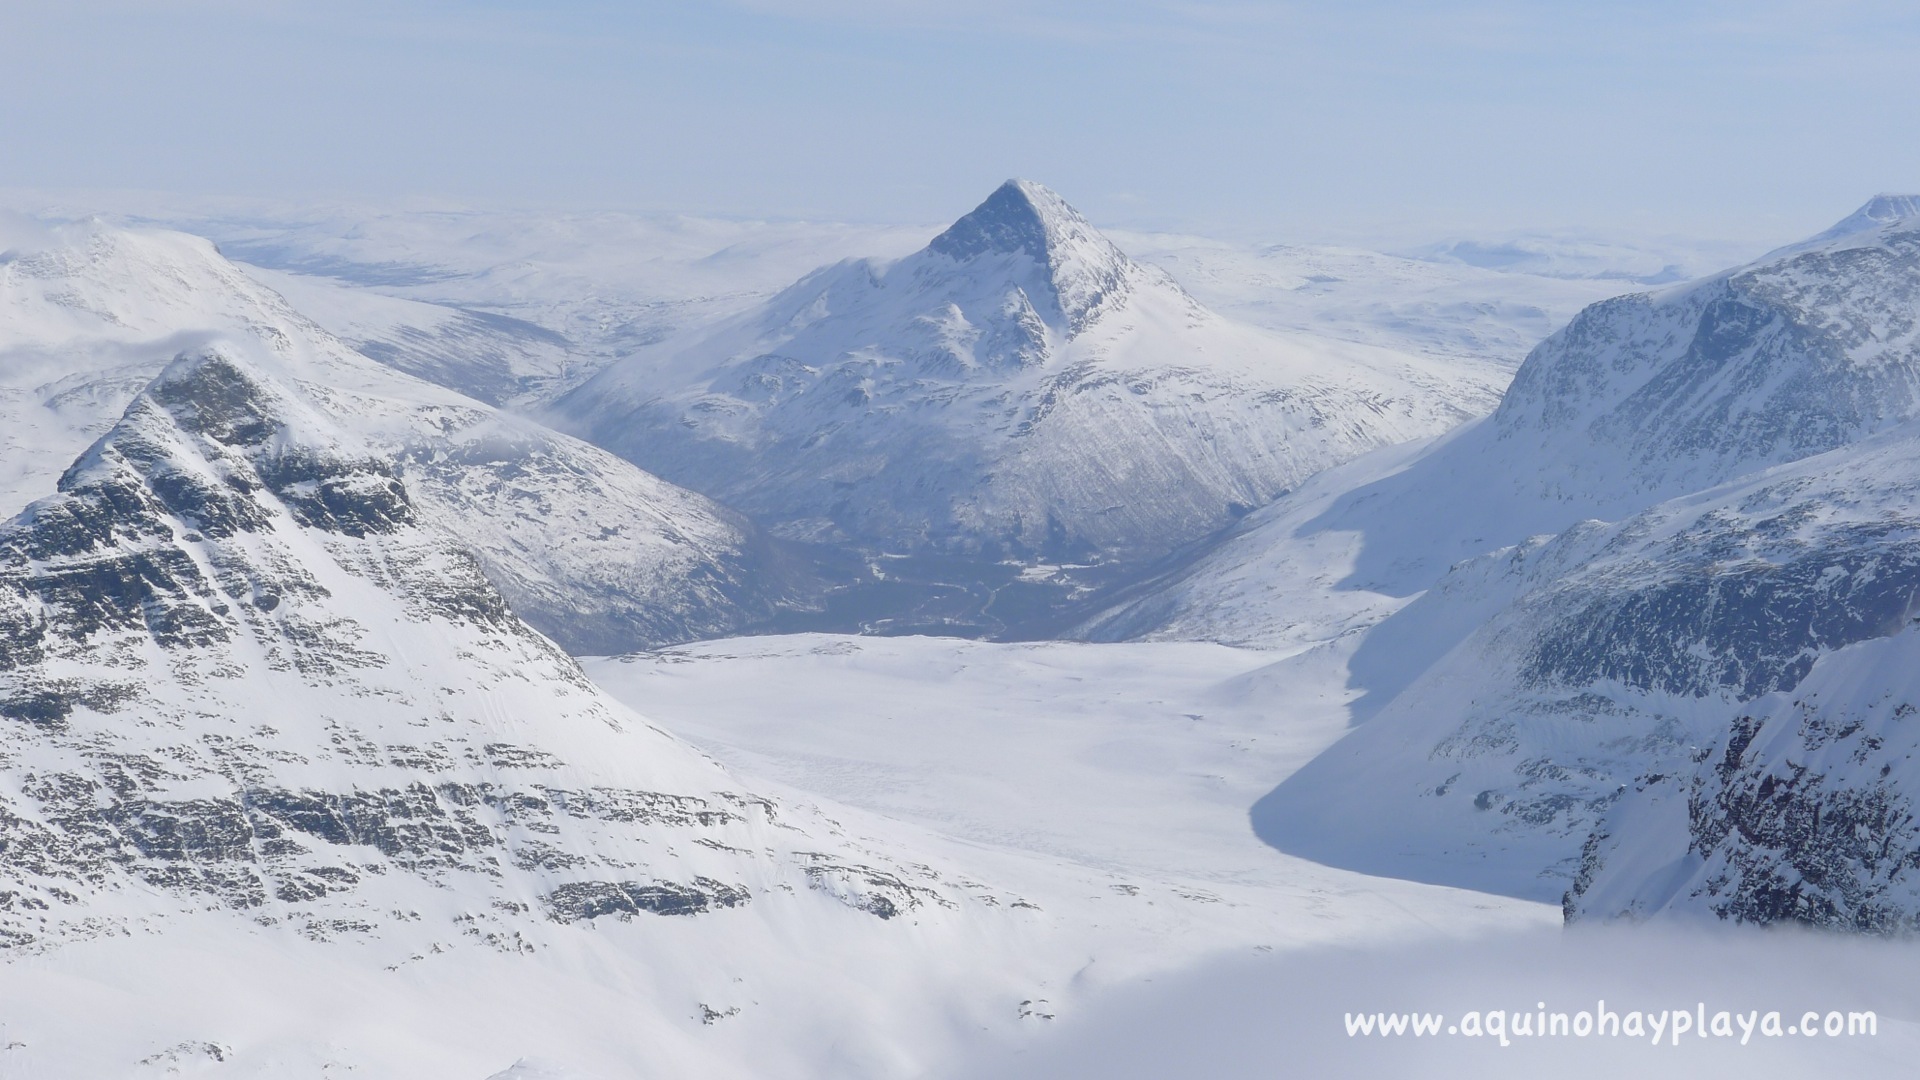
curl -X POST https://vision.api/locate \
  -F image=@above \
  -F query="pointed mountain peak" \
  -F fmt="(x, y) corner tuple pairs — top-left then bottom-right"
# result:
(50, 343), (413, 541)
(919, 180), (1141, 335)
(134, 344), (389, 474)
(147, 345), (293, 448)
(1811, 193), (1920, 242)
(927, 179), (1101, 264)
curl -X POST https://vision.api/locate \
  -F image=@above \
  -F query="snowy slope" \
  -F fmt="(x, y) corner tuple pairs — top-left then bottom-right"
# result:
(1804, 192), (1920, 245)
(549, 180), (1501, 570)
(581, 635), (1920, 1080)
(1556, 424), (1920, 928)
(0, 217), (806, 653)
(582, 634), (1355, 881)
(0, 349), (1545, 1076)
(0, 348), (1132, 1076)
(1084, 198), (1920, 913)
(1090, 196), (1920, 647)
(242, 263), (580, 408)
(1250, 426), (1920, 901)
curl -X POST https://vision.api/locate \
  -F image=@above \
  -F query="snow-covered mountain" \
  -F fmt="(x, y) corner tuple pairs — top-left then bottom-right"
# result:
(1247, 427), (1920, 901)
(1805, 191), (1920, 244)
(1088, 197), (1920, 919)
(1558, 432), (1920, 930)
(1491, 212), (1920, 500)
(0, 218), (807, 653)
(0, 346), (1109, 1073)
(105, 194), (1746, 408)
(1090, 195), (1920, 644)
(0, 210), (1546, 1078)
(547, 181), (1502, 574)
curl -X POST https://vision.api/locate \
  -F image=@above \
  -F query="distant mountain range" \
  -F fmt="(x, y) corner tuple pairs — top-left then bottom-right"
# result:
(21, 187), (1920, 933)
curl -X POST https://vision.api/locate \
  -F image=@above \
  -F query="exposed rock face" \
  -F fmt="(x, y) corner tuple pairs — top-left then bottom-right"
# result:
(0, 347), (963, 951)
(1214, 204), (1920, 910)
(921, 179), (1136, 338)
(1564, 624), (1920, 931)
(1519, 532), (1920, 702)
(1680, 713), (1920, 932)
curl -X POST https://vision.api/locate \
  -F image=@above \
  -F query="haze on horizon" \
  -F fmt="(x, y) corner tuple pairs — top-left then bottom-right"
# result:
(4, 1), (1919, 247)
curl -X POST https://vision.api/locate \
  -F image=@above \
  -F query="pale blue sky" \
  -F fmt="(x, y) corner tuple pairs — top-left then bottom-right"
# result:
(5, 1), (1918, 243)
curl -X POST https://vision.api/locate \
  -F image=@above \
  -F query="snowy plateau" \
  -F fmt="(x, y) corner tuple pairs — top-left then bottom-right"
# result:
(0, 184), (1918, 1079)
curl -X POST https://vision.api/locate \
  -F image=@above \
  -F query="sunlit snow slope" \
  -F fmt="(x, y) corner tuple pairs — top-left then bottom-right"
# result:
(1091, 197), (1920, 921)
(0, 351), (1541, 1079)
(548, 180), (1502, 566)
(0, 347), (1091, 1077)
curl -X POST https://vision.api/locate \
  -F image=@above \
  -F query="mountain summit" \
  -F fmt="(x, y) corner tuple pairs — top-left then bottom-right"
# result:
(1811, 192), (1920, 242)
(927, 180), (1090, 263)
(549, 180), (1497, 632)
(0, 218), (811, 654)
(922, 179), (1135, 334)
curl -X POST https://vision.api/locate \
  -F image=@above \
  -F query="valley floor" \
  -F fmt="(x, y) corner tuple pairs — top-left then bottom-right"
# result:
(586, 635), (1920, 1080)
(3, 634), (1912, 1077)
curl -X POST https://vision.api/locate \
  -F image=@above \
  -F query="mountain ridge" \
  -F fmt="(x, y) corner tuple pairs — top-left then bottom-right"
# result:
(1081, 202), (1920, 920)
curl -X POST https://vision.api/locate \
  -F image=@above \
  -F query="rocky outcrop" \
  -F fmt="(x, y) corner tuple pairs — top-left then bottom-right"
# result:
(0, 347), (963, 950)
(1241, 204), (1920, 908)
(1565, 626), (1920, 931)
